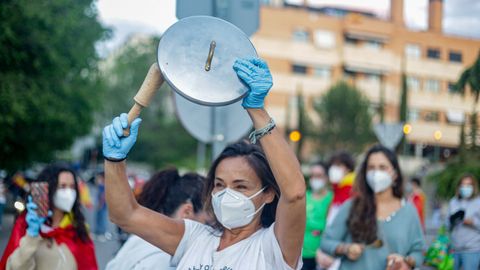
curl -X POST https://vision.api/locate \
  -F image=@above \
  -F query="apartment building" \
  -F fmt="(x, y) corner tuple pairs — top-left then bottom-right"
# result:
(253, 0), (480, 158)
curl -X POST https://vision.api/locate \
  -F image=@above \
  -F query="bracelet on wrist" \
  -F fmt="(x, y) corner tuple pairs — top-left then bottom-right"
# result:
(248, 118), (276, 144)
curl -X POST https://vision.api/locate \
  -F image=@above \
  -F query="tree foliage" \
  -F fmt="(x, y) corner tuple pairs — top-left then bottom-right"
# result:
(454, 50), (480, 150)
(99, 36), (197, 168)
(0, 0), (109, 172)
(428, 158), (480, 199)
(312, 81), (375, 154)
(429, 51), (480, 199)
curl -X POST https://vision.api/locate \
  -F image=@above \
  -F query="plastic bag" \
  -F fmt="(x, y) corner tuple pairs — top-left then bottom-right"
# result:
(424, 226), (454, 270)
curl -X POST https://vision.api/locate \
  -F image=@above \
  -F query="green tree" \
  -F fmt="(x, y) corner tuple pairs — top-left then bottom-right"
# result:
(0, 0), (109, 172)
(312, 81), (375, 154)
(100, 36), (197, 168)
(428, 52), (480, 198)
(454, 51), (480, 150)
(399, 73), (408, 153)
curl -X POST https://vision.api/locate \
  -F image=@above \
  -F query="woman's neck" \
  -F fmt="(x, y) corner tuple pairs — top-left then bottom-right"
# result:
(51, 209), (65, 228)
(218, 222), (262, 251)
(375, 188), (397, 203)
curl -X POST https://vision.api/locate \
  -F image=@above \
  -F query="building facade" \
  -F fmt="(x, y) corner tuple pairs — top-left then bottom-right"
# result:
(253, 0), (480, 159)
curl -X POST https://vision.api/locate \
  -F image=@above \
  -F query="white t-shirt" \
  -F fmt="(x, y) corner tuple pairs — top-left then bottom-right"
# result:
(106, 235), (174, 270)
(171, 219), (302, 270)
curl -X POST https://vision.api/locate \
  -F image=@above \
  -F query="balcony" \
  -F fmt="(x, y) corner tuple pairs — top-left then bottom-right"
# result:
(405, 58), (464, 81)
(271, 72), (332, 96)
(406, 121), (460, 147)
(251, 36), (340, 66)
(343, 45), (400, 74)
(409, 89), (477, 113)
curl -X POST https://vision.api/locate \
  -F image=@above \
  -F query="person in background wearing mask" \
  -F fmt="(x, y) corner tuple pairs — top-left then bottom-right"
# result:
(102, 58), (305, 269)
(321, 145), (425, 270)
(0, 164), (97, 270)
(448, 174), (480, 270)
(302, 162), (334, 270)
(106, 169), (206, 270)
(326, 151), (355, 225)
(408, 177), (426, 230)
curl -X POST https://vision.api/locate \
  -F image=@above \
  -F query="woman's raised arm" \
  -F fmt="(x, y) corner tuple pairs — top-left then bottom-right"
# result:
(234, 58), (306, 268)
(103, 113), (184, 255)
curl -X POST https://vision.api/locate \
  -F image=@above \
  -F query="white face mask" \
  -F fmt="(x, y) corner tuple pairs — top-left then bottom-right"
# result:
(211, 187), (266, 230)
(328, 166), (345, 184)
(310, 178), (326, 192)
(53, 188), (77, 212)
(366, 170), (393, 193)
(460, 185), (474, 199)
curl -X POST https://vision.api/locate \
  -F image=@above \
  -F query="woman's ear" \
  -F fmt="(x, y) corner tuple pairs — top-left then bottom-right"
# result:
(263, 187), (276, 204)
(174, 202), (194, 219)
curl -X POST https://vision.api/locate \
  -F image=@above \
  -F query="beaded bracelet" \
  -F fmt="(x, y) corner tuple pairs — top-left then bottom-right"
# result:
(248, 118), (276, 144)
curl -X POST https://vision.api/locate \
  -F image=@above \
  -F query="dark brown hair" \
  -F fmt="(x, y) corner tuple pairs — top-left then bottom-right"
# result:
(36, 164), (90, 242)
(328, 151), (355, 172)
(138, 168), (205, 216)
(347, 145), (404, 244)
(204, 141), (280, 230)
(456, 173), (479, 199)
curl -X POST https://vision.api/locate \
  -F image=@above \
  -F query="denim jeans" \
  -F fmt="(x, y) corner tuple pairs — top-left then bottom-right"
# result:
(95, 206), (108, 235)
(454, 251), (480, 270)
(0, 203), (5, 227)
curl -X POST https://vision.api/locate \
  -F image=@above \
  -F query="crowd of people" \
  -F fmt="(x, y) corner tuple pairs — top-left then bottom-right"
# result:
(0, 57), (479, 270)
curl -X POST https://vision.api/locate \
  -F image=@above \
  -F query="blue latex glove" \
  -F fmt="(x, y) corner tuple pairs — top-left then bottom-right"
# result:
(26, 196), (48, 237)
(102, 113), (142, 160)
(233, 57), (273, 109)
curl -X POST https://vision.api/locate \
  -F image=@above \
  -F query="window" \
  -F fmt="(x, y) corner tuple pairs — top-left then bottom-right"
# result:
(313, 67), (331, 79)
(405, 44), (421, 59)
(407, 76), (420, 91)
(448, 82), (457, 94)
(366, 73), (380, 84)
(292, 64), (307, 74)
(424, 111), (440, 122)
(446, 110), (465, 124)
(449, 51), (462, 63)
(364, 40), (382, 50)
(427, 48), (441, 59)
(345, 36), (358, 45)
(343, 70), (357, 81)
(425, 79), (440, 93)
(314, 30), (335, 49)
(408, 109), (420, 122)
(292, 29), (309, 42)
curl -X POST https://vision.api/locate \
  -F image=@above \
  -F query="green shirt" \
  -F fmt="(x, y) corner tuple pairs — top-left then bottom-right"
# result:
(302, 190), (333, 258)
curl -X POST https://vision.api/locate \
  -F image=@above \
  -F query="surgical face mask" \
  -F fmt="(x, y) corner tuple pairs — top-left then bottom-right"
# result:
(328, 166), (345, 184)
(211, 187), (266, 230)
(53, 188), (77, 212)
(366, 170), (393, 193)
(460, 185), (474, 199)
(309, 178), (326, 192)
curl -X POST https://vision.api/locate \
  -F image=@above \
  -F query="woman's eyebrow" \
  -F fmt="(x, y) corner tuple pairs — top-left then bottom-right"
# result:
(233, 179), (249, 184)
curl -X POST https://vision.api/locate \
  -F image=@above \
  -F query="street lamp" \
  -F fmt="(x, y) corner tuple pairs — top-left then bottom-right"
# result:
(433, 130), (442, 162)
(289, 130), (302, 142)
(403, 124), (412, 135)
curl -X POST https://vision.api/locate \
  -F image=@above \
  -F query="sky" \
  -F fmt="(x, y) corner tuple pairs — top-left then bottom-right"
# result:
(95, 0), (480, 55)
